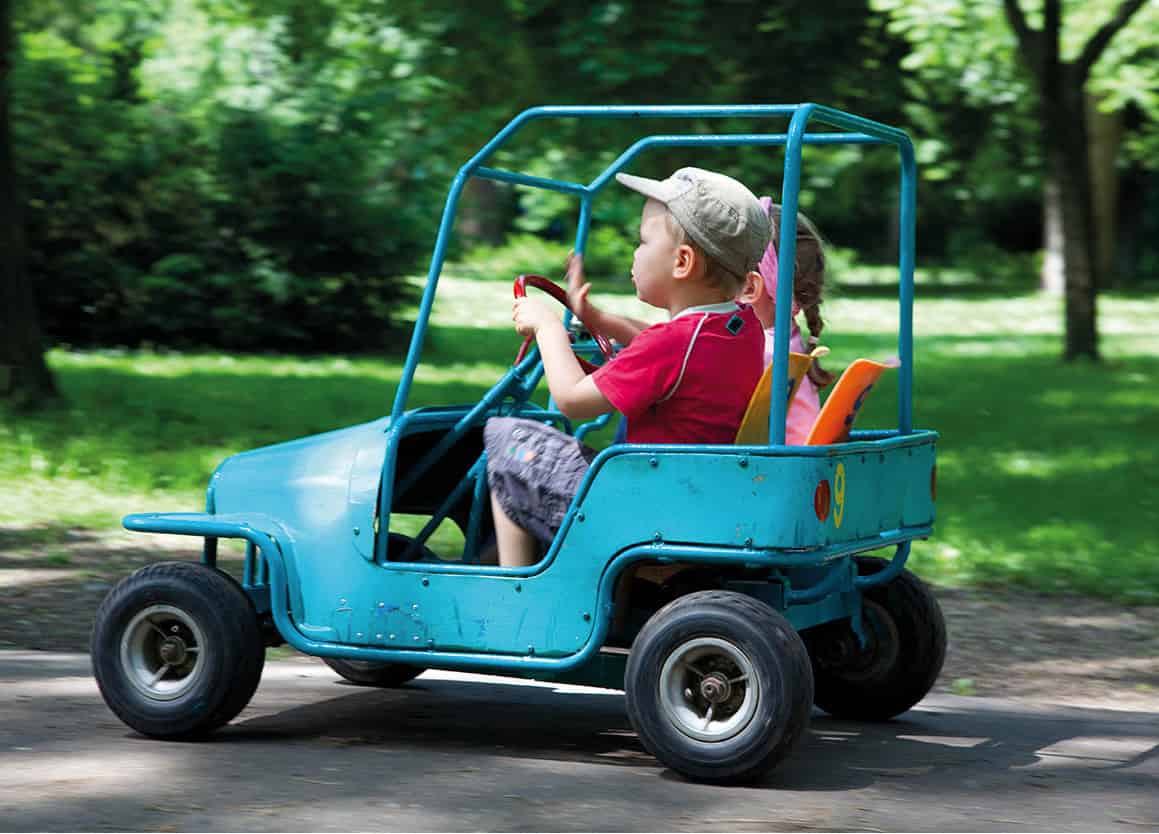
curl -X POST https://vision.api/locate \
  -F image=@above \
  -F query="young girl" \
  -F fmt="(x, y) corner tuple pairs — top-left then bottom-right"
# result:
(745, 198), (835, 444)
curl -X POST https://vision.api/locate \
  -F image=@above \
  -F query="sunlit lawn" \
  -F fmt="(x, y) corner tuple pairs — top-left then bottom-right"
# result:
(2, 271), (1157, 601)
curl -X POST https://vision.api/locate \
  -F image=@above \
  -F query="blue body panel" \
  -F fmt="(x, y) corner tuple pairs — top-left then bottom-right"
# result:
(126, 423), (935, 679)
(205, 417), (389, 637)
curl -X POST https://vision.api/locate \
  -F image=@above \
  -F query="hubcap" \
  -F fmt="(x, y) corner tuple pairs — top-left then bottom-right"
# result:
(658, 636), (760, 743)
(700, 674), (732, 703)
(158, 636), (188, 666)
(120, 604), (206, 701)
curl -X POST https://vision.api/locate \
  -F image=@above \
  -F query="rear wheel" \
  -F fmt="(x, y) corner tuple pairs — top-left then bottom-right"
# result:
(807, 556), (946, 720)
(625, 590), (813, 783)
(91, 561), (265, 738)
(322, 658), (425, 687)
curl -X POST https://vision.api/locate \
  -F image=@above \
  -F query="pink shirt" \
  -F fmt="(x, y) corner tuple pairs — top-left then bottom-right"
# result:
(593, 304), (764, 444)
(764, 324), (820, 445)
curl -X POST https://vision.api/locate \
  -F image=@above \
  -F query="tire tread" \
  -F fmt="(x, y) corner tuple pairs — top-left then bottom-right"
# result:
(809, 556), (946, 720)
(91, 561), (265, 738)
(626, 589), (813, 783)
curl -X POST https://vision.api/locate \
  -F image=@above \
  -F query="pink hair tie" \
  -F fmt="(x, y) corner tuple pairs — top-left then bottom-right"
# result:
(758, 196), (778, 300)
(758, 196), (801, 321)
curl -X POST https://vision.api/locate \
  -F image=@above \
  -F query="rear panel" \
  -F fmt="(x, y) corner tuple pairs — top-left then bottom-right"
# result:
(566, 432), (936, 554)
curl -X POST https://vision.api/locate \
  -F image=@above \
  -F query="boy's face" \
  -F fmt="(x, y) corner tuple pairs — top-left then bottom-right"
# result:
(630, 199), (680, 308)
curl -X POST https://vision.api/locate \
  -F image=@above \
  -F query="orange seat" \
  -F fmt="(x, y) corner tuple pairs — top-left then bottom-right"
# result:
(804, 357), (899, 445)
(734, 347), (828, 445)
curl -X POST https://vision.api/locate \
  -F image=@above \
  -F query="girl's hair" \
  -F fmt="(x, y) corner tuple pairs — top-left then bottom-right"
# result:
(766, 204), (836, 389)
(764, 203), (839, 389)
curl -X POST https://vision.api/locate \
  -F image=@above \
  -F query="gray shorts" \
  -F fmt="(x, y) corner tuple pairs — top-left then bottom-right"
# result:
(484, 416), (598, 544)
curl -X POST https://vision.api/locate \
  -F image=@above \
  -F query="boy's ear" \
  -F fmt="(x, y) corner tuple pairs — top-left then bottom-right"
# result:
(673, 243), (704, 282)
(737, 270), (763, 304)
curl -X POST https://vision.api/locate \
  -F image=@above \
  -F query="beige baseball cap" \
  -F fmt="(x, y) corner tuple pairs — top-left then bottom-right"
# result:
(616, 166), (771, 279)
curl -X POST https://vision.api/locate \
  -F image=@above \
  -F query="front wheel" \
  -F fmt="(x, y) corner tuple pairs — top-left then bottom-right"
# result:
(322, 658), (425, 687)
(91, 561), (266, 738)
(806, 555), (947, 720)
(625, 590), (813, 784)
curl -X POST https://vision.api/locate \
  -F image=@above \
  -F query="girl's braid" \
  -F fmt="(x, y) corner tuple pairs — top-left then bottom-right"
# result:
(770, 205), (835, 388)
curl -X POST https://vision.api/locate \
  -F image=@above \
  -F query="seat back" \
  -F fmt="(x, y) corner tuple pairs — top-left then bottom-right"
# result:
(804, 357), (899, 445)
(734, 349), (825, 445)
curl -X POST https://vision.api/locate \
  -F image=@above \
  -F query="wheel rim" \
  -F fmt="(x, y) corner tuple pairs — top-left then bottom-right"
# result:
(119, 604), (207, 701)
(658, 636), (760, 743)
(840, 599), (901, 682)
(814, 599), (901, 682)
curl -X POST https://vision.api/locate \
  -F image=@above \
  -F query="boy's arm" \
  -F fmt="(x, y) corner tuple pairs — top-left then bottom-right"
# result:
(578, 296), (651, 347)
(514, 298), (613, 421)
(567, 253), (651, 346)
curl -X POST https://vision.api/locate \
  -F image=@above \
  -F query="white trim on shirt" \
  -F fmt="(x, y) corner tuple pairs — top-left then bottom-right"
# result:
(656, 312), (711, 404)
(670, 300), (739, 320)
(657, 303), (748, 404)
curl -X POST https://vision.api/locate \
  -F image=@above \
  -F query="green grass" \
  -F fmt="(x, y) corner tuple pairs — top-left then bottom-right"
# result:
(2, 271), (1157, 602)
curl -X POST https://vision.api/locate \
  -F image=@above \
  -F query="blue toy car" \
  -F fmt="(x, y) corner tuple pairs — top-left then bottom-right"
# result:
(91, 104), (945, 784)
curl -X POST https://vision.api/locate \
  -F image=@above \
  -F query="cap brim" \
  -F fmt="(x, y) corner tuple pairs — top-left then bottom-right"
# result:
(615, 172), (674, 203)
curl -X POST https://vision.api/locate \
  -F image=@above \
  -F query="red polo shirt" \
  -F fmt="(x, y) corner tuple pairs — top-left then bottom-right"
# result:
(592, 303), (764, 444)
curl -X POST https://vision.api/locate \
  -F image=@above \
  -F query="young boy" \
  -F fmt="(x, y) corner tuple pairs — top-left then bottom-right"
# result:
(485, 167), (770, 567)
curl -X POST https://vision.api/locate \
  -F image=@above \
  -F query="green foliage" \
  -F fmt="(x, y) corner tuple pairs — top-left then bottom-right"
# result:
(943, 241), (1043, 289)
(582, 225), (636, 281)
(454, 223), (637, 285)
(873, 0), (1159, 264)
(11, 0), (443, 353)
(2, 277), (1157, 600)
(7, 0), (1159, 360)
(1086, 2), (1159, 166)
(456, 234), (571, 282)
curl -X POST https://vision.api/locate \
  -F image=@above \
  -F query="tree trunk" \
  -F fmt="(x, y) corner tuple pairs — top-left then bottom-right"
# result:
(1003, 0), (1148, 361)
(458, 178), (510, 246)
(1086, 92), (1122, 288)
(1042, 72), (1099, 360)
(0, 0), (57, 406)
(1045, 98), (1122, 297)
(1115, 162), (1145, 285)
(1040, 176), (1065, 294)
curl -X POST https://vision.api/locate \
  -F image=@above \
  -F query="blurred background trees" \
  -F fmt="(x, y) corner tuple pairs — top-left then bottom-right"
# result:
(1, 0), (57, 407)
(875, 0), (1153, 359)
(2, 0), (1156, 401)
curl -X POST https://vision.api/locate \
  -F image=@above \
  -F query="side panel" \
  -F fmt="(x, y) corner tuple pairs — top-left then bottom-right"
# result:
(572, 440), (936, 552)
(209, 428), (934, 660)
(279, 436), (934, 659)
(318, 569), (598, 658)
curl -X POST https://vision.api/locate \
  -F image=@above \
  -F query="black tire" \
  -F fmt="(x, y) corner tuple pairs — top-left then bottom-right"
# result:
(91, 561), (266, 738)
(625, 590), (813, 784)
(322, 657), (425, 687)
(806, 555), (947, 720)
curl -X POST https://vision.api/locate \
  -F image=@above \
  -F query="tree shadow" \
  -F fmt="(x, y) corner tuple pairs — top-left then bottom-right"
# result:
(213, 673), (1159, 795)
(0, 524), (85, 551)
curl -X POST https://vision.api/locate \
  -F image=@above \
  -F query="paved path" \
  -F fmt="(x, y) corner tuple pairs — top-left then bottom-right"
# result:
(1, 651), (1156, 831)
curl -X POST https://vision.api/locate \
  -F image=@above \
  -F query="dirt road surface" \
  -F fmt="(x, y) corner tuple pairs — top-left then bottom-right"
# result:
(1, 528), (1157, 830)
(1, 652), (1157, 832)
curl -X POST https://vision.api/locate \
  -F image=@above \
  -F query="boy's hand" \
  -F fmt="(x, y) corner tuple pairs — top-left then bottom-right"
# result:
(512, 297), (560, 339)
(566, 252), (594, 323)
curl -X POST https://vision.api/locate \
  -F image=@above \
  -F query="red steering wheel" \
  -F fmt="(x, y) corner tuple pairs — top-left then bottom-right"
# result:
(513, 274), (615, 374)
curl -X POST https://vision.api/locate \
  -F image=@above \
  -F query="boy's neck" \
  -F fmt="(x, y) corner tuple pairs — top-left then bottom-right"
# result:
(664, 282), (735, 319)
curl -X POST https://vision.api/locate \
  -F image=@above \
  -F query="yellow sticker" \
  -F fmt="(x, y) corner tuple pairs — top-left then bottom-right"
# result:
(834, 462), (846, 529)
